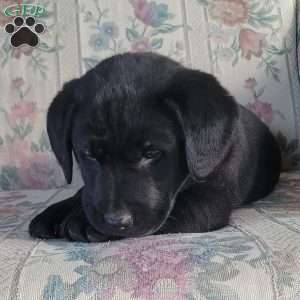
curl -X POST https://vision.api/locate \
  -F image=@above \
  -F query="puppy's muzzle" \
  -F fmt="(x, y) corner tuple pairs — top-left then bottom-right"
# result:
(103, 211), (133, 230)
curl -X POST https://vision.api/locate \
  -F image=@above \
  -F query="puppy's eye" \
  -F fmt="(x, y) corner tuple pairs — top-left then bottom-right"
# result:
(142, 145), (162, 160)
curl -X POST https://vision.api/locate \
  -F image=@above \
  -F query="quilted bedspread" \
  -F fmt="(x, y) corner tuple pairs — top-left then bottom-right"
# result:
(0, 171), (300, 300)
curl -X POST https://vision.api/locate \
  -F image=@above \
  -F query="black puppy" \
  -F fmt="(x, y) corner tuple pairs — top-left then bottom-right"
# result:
(29, 52), (281, 242)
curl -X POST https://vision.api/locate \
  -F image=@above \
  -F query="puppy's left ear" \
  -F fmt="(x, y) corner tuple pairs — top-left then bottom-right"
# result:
(47, 79), (79, 184)
(165, 69), (238, 179)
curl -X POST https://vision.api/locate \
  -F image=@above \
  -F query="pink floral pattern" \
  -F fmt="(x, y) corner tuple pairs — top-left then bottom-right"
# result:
(36, 173), (300, 300)
(0, 2), (65, 190)
(239, 28), (267, 60)
(116, 239), (190, 300)
(0, 78), (64, 190)
(131, 0), (155, 26)
(208, 0), (249, 27)
(244, 78), (285, 126)
(82, 0), (186, 71)
(40, 231), (256, 300)
(8, 102), (37, 125)
(247, 99), (273, 124)
(0, 173), (299, 299)
(18, 153), (60, 189)
(199, 0), (290, 81)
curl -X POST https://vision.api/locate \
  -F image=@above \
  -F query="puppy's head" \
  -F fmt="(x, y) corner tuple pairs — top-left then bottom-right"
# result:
(48, 53), (238, 237)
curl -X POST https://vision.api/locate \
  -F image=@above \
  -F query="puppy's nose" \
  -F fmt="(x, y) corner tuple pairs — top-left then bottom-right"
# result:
(104, 212), (133, 229)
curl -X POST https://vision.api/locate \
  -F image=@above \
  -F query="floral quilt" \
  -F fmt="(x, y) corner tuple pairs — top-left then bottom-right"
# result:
(0, 172), (300, 299)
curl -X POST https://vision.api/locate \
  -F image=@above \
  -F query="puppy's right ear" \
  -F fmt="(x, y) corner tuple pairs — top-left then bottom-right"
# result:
(47, 79), (78, 184)
(164, 69), (238, 180)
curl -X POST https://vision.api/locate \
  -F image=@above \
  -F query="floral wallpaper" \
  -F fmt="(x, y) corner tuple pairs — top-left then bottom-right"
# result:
(192, 0), (300, 170)
(80, 0), (188, 72)
(0, 0), (300, 190)
(198, 0), (290, 80)
(0, 0), (65, 190)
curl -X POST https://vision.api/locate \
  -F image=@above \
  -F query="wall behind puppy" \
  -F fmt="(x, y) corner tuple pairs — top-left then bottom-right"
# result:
(0, 0), (299, 190)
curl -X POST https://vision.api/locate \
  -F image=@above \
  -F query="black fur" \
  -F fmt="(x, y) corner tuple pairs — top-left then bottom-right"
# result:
(29, 52), (281, 242)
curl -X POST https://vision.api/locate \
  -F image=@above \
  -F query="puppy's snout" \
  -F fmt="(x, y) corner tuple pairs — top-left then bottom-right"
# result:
(104, 212), (133, 229)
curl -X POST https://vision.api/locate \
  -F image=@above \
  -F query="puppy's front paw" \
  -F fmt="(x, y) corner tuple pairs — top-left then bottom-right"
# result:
(59, 210), (110, 242)
(29, 204), (68, 239)
(29, 200), (110, 243)
(29, 210), (59, 239)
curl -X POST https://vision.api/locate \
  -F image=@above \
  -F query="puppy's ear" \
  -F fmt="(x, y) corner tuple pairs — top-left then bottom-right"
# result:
(165, 69), (238, 179)
(47, 79), (79, 184)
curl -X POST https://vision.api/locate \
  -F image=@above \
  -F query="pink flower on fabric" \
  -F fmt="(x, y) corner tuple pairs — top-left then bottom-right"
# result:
(131, 37), (152, 52)
(8, 101), (37, 125)
(7, 139), (30, 163)
(130, 0), (170, 28)
(131, 0), (153, 26)
(18, 152), (56, 189)
(117, 238), (191, 300)
(209, 0), (249, 26)
(246, 98), (273, 125)
(239, 28), (267, 60)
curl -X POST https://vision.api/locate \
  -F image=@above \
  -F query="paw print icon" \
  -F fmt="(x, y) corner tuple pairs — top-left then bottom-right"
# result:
(5, 16), (45, 47)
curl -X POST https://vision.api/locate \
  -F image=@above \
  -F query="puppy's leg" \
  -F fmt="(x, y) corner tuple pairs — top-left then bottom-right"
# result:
(29, 189), (109, 242)
(29, 189), (82, 239)
(157, 185), (234, 234)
